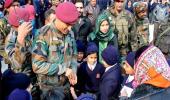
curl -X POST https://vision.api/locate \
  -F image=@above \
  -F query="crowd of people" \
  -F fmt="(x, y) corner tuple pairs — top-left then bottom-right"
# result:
(0, 0), (170, 100)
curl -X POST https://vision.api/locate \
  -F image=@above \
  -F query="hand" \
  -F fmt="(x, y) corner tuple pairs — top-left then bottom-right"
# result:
(70, 86), (77, 99)
(26, 84), (33, 93)
(68, 72), (77, 85)
(121, 90), (128, 97)
(17, 22), (32, 46)
(65, 68), (77, 85)
(65, 68), (73, 77)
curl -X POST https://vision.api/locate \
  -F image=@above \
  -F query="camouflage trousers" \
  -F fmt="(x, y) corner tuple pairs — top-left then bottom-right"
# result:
(40, 82), (71, 100)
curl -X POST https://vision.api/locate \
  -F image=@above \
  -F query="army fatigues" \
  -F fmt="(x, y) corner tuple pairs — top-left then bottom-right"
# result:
(32, 23), (77, 99)
(152, 4), (170, 58)
(0, 18), (10, 66)
(134, 18), (149, 51)
(104, 7), (136, 58)
(154, 19), (170, 59)
(5, 28), (40, 100)
(132, 2), (150, 51)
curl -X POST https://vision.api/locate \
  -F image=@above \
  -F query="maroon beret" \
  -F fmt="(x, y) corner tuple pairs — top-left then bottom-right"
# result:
(8, 7), (29, 27)
(55, 2), (79, 25)
(4, 0), (13, 8)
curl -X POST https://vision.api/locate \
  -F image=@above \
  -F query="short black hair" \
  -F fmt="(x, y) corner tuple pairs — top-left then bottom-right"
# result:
(42, 88), (65, 100)
(44, 9), (55, 20)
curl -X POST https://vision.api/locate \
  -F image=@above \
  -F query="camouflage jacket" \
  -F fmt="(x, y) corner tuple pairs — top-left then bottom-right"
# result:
(134, 17), (149, 51)
(104, 8), (136, 55)
(154, 20), (170, 58)
(32, 23), (77, 89)
(5, 28), (33, 77)
(0, 18), (10, 62)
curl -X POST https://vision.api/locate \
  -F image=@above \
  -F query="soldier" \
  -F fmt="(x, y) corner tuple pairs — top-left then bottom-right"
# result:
(0, 0), (11, 72)
(5, 7), (40, 99)
(133, 1), (150, 51)
(103, 0), (136, 61)
(32, 2), (78, 99)
(153, 2), (170, 59)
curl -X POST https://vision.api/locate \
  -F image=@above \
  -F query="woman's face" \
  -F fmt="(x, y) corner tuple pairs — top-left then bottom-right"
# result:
(100, 20), (109, 34)
(87, 53), (97, 65)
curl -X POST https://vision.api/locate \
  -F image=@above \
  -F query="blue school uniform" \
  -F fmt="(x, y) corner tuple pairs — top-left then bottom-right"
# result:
(99, 64), (122, 100)
(76, 61), (105, 94)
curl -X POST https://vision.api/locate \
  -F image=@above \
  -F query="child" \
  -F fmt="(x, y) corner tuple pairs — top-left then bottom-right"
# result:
(120, 52), (136, 97)
(76, 40), (86, 67)
(2, 69), (32, 100)
(75, 42), (105, 97)
(8, 88), (32, 100)
(99, 45), (122, 100)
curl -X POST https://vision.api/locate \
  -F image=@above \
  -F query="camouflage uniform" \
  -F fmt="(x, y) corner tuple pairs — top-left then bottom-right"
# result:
(5, 28), (40, 100)
(134, 18), (149, 50)
(32, 23), (77, 99)
(0, 17), (10, 65)
(153, 4), (170, 58)
(133, 2), (150, 51)
(104, 6), (136, 58)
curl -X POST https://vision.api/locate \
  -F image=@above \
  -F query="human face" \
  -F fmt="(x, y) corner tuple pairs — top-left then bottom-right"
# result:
(51, 0), (60, 6)
(12, 2), (20, 7)
(122, 61), (134, 75)
(49, 13), (56, 22)
(90, 0), (97, 7)
(75, 2), (84, 17)
(137, 10), (147, 19)
(115, 0), (124, 12)
(128, 1), (132, 7)
(162, 0), (168, 4)
(87, 53), (97, 65)
(100, 20), (109, 34)
(77, 52), (84, 62)
(54, 18), (72, 35)
(45, 13), (56, 24)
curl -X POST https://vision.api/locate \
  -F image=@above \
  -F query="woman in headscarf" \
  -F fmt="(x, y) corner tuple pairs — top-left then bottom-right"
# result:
(88, 13), (118, 63)
(130, 45), (170, 99)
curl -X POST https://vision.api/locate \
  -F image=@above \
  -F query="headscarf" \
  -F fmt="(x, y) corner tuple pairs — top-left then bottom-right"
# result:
(88, 13), (114, 63)
(133, 46), (170, 88)
(89, 13), (114, 42)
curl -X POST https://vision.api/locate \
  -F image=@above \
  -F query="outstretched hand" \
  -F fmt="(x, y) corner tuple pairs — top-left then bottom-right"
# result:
(65, 68), (77, 85)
